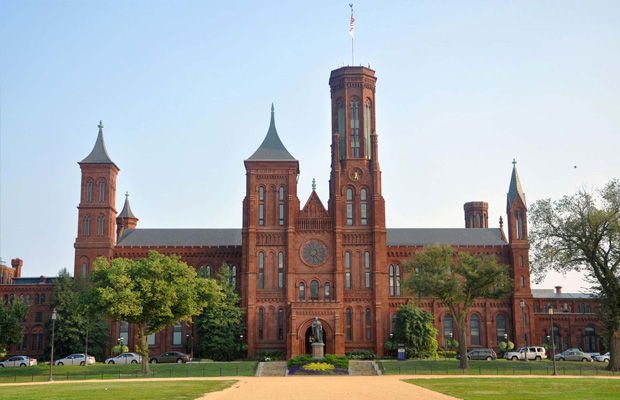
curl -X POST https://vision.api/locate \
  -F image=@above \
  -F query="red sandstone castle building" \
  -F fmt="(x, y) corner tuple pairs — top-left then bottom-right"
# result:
(1, 66), (602, 359)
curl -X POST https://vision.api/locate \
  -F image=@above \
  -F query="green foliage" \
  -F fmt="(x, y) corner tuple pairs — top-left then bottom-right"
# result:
(253, 350), (286, 361)
(111, 344), (129, 354)
(286, 354), (348, 369)
(0, 299), (29, 356)
(44, 269), (110, 361)
(86, 251), (221, 373)
(195, 264), (245, 361)
(345, 350), (376, 360)
(303, 362), (335, 372)
(392, 303), (438, 359)
(445, 338), (459, 348)
(499, 340), (515, 357)
(287, 354), (313, 368)
(403, 244), (512, 369)
(529, 179), (620, 371)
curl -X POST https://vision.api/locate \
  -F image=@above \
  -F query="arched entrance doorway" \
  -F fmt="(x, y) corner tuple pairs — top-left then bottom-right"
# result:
(297, 318), (334, 356)
(304, 326), (326, 354)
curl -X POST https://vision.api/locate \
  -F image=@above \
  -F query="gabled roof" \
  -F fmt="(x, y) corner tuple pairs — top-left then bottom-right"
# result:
(81, 121), (115, 164)
(386, 228), (507, 246)
(507, 161), (526, 208)
(117, 229), (242, 246)
(117, 192), (137, 219)
(300, 190), (329, 218)
(247, 104), (296, 161)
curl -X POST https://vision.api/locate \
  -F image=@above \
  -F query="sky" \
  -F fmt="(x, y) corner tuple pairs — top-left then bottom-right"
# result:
(1, 1), (619, 292)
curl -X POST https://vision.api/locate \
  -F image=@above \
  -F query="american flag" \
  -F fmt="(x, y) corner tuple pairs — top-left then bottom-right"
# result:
(349, 4), (355, 37)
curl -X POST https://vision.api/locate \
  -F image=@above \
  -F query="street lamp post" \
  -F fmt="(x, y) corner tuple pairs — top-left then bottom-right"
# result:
(520, 299), (528, 362)
(504, 333), (508, 358)
(48, 309), (58, 382)
(117, 337), (124, 355)
(186, 333), (193, 360)
(239, 335), (243, 360)
(548, 305), (558, 376)
(389, 333), (394, 359)
(449, 332), (454, 358)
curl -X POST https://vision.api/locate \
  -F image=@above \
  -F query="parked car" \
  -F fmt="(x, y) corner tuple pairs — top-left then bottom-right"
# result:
(595, 352), (610, 363)
(149, 352), (189, 364)
(55, 354), (96, 366)
(554, 350), (592, 362)
(105, 353), (142, 364)
(0, 356), (37, 367)
(504, 347), (546, 361)
(456, 349), (497, 360)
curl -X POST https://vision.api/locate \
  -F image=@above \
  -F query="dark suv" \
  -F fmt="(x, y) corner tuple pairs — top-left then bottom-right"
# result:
(149, 352), (189, 364)
(457, 348), (497, 360)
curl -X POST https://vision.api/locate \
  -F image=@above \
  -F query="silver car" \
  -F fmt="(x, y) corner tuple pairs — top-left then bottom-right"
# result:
(555, 350), (592, 362)
(595, 352), (610, 362)
(105, 352), (142, 364)
(55, 353), (96, 366)
(0, 356), (37, 367)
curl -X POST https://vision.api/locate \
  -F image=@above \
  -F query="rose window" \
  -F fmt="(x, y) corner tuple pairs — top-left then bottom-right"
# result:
(302, 240), (327, 265)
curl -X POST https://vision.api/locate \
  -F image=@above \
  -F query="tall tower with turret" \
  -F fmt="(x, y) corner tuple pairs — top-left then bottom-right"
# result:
(74, 121), (119, 278)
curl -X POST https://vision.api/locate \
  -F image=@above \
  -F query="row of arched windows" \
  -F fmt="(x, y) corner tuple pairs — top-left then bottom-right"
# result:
(257, 252), (284, 290)
(389, 264), (401, 296)
(345, 188), (368, 226)
(336, 97), (373, 160)
(3, 293), (46, 305)
(84, 178), (107, 203)
(344, 251), (372, 289)
(299, 280), (331, 302)
(345, 308), (372, 341)
(257, 308), (285, 341)
(199, 264), (237, 286)
(83, 214), (106, 237)
(544, 325), (599, 353)
(257, 186), (286, 227)
(11, 326), (44, 352)
(436, 313), (507, 346)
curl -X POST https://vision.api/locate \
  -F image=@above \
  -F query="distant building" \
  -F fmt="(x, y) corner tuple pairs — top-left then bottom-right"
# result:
(1, 66), (602, 359)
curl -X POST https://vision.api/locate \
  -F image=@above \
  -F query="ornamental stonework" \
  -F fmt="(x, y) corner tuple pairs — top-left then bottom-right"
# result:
(300, 239), (328, 266)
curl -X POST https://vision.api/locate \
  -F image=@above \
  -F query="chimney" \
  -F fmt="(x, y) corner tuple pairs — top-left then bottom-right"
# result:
(11, 258), (23, 278)
(555, 286), (562, 294)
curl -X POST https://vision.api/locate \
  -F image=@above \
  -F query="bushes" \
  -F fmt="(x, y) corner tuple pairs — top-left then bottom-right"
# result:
(253, 350), (286, 361)
(346, 350), (376, 360)
(287, 354), (349, 369)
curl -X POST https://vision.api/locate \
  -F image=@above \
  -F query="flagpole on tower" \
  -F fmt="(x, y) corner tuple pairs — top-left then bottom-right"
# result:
(349, 3), (355, 65)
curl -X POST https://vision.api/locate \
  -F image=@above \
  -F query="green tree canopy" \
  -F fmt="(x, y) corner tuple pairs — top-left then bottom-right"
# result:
(44, 269), (110, 362)
(0, 299), (28, 357)
(392, 303), (438, 359)
(529, 179), (620, 371)
(195, 264), (245, 361)
(403, 244), (512, 369)
(86, 251), (221, 373)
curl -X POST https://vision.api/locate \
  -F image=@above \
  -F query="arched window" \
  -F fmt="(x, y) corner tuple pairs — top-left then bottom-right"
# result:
(364, 100), (372, 159)
(258, 186), (265, 226)
(395, 265), (401, 296)
(278, 252), (284, 289)
(469, 214), (474, 228)
(310, 280), (319, 300)
(199, 265), (212, 278)
(35, 294), (40, 305)
(470, 314), (480, 346)
(82, 262), (88, 277)
(85, 179), (93, 203)
(346, 188), (354, 226)
(98, 179), (106, 203)
(258, 252), (264, 289)
(550, 325), (560, 351)
(350, 98), (360, 157)
(41, 294), (45, 304)
(346, 309), (352, 340)
(120, 320), (129, 347)
(97, 215), (105, 237)
(345, 252), (351, 289)
(519, 256), (524, 268)
(520, 276), (525, 288)
(324, 282), (331, 301)
(299, 282), (305, 301)
(3, 294), (7, 305)
(258, 308), (264, 340)
(496, 314), (507, 344)
(366, 308), (372, 340)
(172, 322), (182, 345)
(231, 265), (237, 287)
(25, 295), (30, 305)
(278, 308), (284, 340)
(360, 189), (368, 226)
(585, 326), (596, 352)
(389, 265), (395, 296)
(84, 215), (91, 237)
(337, 99), (346, 160)
(364, 251), (371, 288)
(444, 314), (453, 346)
(278, 187), (285, 226)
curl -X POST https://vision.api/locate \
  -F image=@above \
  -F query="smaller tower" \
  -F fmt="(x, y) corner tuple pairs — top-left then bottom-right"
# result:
(507, 159), (527, 243)
(116, 192), (138, 242)
(464, 201), (488, 228)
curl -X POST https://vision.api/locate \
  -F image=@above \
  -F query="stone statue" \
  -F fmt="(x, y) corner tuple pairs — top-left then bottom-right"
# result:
(312, 317), (323, 343)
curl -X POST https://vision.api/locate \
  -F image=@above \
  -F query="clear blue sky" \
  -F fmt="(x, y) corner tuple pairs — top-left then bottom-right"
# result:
(2, 1), (619, 292)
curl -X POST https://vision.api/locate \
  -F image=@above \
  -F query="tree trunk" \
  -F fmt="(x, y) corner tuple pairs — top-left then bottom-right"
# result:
(608, 330), (620, 372)
(136, 322), (150, 374)
(456, 318), (468, 369)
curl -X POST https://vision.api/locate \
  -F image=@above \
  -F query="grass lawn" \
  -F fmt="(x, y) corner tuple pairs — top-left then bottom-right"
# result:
(379, 358), (618, 376)
(0, 380), (236, 400)
(405, 378), (620, 400)
(0, 362), (256, 383)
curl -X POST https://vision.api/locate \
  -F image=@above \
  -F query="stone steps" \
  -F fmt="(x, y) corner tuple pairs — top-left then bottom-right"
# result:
(257, 361), (287, 377)
(348, 360), (378, 376)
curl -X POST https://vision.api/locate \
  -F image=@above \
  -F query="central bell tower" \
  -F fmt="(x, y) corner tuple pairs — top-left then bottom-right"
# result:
(327, 66), (388, 354)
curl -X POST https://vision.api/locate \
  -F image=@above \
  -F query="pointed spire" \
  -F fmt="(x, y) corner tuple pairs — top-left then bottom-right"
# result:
(247, 104), (296, 161)
(312, 178), (316, 191)
(117, 191), (137, 219)
(81, 120), (114, 164)
(507, 159), (526, 208)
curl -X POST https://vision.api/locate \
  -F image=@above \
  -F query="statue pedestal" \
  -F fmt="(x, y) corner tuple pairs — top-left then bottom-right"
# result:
(311, 342), (325, 359)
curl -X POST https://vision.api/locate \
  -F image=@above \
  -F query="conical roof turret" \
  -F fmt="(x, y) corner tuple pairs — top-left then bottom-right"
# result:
(247, 104), (296, 161)
(81, 120), (115, 164)
(507, 159), (526, 208)
(117, 192), (137, 219)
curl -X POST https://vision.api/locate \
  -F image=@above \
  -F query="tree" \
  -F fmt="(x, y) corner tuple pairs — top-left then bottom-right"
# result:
(86, 251), (221, 373)
(44, 269), (110, 362)
(195, 264), (245, 361)
(392, 303), (438, 359)
(0, 299), (28, 357)
(403, 244), (512, 369)
(529, 179), (620, 371)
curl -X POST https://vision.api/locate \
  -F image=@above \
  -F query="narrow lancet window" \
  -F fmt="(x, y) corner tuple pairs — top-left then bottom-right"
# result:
(350, 99), (360, 157)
